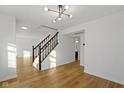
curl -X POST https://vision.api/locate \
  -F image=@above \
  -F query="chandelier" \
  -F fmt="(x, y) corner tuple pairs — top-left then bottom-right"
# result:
(44, 5), (72, 23)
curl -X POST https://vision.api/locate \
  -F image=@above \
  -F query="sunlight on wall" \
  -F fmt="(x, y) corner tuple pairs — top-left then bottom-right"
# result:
(49, 50), (56, 68)
(49, 57), (56, 62)
(8, 43), (16, 68)
(23, 51), (30, 57)
(50, 50), (56, 57)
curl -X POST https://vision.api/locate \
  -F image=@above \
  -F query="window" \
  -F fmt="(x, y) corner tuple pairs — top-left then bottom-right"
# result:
(23, 51), (30, 57)
(8, 43), (16, 68)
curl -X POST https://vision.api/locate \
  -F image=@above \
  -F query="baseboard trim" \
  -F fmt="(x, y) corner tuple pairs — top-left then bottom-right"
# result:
(84, 70), (124, 85)
(0, 75), (17, 83)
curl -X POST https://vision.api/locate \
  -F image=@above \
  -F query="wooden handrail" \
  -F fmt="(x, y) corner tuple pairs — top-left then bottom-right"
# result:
(34, 34), (50, 49)
(40, 32), (58, 50)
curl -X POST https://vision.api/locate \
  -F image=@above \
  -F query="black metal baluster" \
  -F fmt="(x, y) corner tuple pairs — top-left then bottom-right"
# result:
(39, 45), (41, 70)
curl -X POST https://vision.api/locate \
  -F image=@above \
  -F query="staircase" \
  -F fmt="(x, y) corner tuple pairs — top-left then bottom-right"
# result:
(32, 32), (59, 70)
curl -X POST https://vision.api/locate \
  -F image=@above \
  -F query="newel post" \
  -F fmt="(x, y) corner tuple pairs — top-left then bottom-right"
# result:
(32, 46), (34, 62)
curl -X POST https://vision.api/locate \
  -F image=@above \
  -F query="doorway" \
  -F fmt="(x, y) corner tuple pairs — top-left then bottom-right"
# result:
(72, 31), (85, 66)
(65, 30), (85, 66)
(74, 37), (80, 61)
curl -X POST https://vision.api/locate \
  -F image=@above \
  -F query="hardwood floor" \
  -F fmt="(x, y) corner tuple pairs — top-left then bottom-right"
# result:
(0, 57), (123, 88)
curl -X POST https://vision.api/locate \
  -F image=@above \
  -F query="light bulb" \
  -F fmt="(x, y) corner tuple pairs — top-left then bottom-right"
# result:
(58, 17), (62, 21)
(44, 7), (48, 11)
(64, 5), (69, 10)
(53, 20), (56, 23)
(75, 40), (79, 43)
(69, 15), (72, 18)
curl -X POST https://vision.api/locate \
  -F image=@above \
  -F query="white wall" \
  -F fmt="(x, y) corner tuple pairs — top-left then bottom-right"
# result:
(61, 11), (124, 84)
(16, 37), (39, 57)
(80, 33), (85, 66)
(41, 33), (75, 70)
(84, 11), (124, 84)
(0, 14), (16, 82)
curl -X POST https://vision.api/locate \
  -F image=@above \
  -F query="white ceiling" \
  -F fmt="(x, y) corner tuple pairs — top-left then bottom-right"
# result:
(0, 5), (124, 39)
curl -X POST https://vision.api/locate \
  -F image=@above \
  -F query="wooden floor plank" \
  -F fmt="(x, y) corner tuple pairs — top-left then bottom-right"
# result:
(0, 57), (123, 88)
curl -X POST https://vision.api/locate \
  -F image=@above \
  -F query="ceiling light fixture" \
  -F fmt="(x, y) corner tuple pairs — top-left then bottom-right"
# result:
(58, 17), (62, 21)
(44, 5), (72, 23)
(44, 7), (48, 12)
(53, 19), (56, 23)
(21, 26), (28, 30)
(75, 40), (79, 43)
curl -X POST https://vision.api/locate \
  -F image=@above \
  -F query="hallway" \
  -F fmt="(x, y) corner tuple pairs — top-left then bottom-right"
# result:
(0, 57), (123, 88)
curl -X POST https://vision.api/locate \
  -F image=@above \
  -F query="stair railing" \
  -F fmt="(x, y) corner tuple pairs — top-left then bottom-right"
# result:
(32, 34), (50, 62)
(38, 32), (59, 70)
(32, 32), (59, 70)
